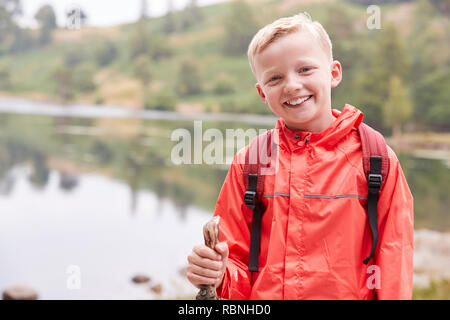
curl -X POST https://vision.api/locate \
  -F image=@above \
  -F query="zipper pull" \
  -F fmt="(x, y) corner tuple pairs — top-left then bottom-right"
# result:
(305, 135), (310, 145)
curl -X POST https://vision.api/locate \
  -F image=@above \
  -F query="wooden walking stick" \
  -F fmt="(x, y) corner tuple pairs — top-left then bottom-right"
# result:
(196, 216), (220, 300)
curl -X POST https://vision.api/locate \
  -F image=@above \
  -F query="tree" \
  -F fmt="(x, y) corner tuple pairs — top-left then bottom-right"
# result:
(213, 74), (235, 95)
(409, 0), (439, 80)
(0, 65), (10, 89)
(52, 63), (74, 102)
(382, 76), (413, 137)
(64, 49), (85, 67)
(0, 0), (29, 54)
(129, 21), (149, 58)
(176, 57), (202, 95)
(163, 0), (177, 34)
(430, 0), (450, 16)
(182, 0), (203, 29)
(34, 4), (56, 28)
(72, 64), (96, 93)
(34, 4), (57, 45)
(408, 0), (450, 128)
(130, 20), (172, 62)
(354, 23), (409, 128)
(415, 69), (450, 130)
(0, 7), (15, 53)
(8, 25), (33, 53)
(0, 0), (22, 17)
(222, 0), (258, 56)
(133, 55), (152, 87)
(148, 34), (172, 61)
(373, 23), (409, 81)
(140, 0), (148, 20)
(322, 3), (364, 110)
(346, 0), (413, 4)
(144, 87), (178, 111)
(95, 41), (118, 67)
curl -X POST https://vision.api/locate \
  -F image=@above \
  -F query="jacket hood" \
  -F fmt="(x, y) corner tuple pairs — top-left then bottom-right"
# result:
(275, 104), (364, 151)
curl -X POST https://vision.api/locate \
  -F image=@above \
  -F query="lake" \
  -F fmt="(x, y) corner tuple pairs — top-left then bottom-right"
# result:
(0, 98), (449, 299)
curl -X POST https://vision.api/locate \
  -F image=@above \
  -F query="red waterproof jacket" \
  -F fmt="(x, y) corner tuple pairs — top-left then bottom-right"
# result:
(214, 105), (414, 300)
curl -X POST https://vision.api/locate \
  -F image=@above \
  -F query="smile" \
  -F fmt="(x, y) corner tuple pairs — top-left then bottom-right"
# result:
(284, 95), (312, 107)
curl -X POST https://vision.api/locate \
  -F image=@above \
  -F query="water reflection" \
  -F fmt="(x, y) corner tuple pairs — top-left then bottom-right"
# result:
(59, 172), (79, 192)
(398, 153), (450, 231)
(0, 171), (15, 196)
(0, 166), (208, 299)
(0, 108), (449, 298)
(28, 151), (50, 190)
(0, 113), (448, 228)
(90, 141), (113, 164)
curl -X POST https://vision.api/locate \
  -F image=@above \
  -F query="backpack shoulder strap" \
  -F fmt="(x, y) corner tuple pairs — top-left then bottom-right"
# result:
(358, 123), (389, 184)
(358, 123), (390, 264)
(243, 129), (274, 272)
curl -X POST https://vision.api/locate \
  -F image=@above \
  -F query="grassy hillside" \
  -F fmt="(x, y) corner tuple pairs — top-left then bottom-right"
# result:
(0, 0), (360, 108)
(0, 0), (449, 130)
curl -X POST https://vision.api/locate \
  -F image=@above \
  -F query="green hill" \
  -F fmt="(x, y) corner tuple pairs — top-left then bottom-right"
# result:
(0, 0), (449, 131)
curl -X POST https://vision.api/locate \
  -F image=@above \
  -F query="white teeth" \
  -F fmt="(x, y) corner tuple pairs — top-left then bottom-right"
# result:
(286, 96), (310, 105)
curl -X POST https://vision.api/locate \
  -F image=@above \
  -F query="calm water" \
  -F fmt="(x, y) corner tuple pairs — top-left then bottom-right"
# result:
(0, 99), (449, 299)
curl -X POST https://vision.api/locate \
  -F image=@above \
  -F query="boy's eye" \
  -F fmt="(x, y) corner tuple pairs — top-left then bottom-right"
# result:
(299, 67), (312, 73)
(268, 76), (280, 82)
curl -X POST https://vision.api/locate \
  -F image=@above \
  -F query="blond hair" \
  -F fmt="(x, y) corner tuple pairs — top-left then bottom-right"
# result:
(247, 12), (333, 75)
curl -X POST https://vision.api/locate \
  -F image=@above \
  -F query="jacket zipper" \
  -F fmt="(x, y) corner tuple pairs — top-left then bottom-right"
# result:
(305, 136), (310, 146)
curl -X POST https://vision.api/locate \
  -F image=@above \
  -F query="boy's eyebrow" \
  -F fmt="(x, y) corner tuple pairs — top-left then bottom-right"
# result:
(262, 59), (318, 78)
(294, 58), (318, 65)
(262, 68), (278, 79)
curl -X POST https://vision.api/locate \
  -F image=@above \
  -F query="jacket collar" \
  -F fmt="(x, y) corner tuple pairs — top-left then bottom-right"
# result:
(274, 104), (364, 151)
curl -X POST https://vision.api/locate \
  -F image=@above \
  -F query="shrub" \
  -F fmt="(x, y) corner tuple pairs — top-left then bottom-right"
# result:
(176, 57), (202, 95)
(95, 41), (118, 67)
(144, 88), (178, 111)
(72, 64), (96, 93)
(213, 75), (236, 95)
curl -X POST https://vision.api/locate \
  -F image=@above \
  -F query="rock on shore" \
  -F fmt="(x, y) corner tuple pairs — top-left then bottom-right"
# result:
(2, 285), (38, 300)
(414, 229), (450, 287)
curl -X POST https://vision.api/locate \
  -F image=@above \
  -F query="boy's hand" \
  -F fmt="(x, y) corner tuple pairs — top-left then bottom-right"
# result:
(187, 242), (228, 289)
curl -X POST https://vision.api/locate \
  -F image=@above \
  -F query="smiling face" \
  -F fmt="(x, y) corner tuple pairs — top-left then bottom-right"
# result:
(254, 30), (342, 132)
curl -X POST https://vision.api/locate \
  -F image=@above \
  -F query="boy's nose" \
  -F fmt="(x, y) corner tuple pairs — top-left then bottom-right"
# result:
(284, 74), (303, 95)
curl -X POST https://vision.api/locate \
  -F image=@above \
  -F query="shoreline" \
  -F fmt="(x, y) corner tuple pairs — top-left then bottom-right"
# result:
(0, 94), (449, 156)
(0, 95), (278, 125)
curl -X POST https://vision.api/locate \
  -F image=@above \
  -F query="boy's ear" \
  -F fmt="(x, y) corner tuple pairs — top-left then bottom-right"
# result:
(255, 83), (268, 104)
(330, 61), (342, 88)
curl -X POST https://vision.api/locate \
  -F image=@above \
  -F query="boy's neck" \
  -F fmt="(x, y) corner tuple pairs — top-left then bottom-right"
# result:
(284, 113), (336, 133)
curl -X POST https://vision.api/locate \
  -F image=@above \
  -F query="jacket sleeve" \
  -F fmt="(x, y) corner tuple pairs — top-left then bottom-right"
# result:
(374, 146), (414, 300)
(214, 150), (253, 300)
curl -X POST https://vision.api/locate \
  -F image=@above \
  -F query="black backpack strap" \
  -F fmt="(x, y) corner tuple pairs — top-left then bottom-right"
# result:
(358, 123), (389, 265)
(245, 174), (263, 272)
(363, 156), (383, 265)
(243, 130), (274, 272)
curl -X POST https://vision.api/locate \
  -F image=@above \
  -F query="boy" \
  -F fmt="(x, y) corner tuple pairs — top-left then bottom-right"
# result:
(187, 13), (414, 299)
